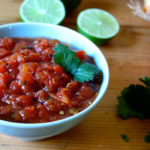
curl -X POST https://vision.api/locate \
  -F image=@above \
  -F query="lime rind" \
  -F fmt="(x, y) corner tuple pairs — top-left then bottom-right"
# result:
(20, 0), (66, 25)
(77, 8), (120, 45)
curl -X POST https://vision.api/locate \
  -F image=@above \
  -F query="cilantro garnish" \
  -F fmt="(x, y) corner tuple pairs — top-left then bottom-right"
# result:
(144, 131), (150, 143)
(53, 44), (99, 82)
(117, 77), (150, 119)
(120, 134), (129, 142)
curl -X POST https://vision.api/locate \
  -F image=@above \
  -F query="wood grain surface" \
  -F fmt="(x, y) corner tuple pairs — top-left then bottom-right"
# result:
(0, 0), (150, 149)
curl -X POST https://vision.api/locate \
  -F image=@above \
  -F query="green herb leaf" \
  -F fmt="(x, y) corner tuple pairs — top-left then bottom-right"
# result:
(117, 95), (144, 119)
(144, 132), (150, 143)
(53, 44), (99, 82)
(54, 44), (79, 74)
(120, 134), (129, 142)
(117, 78), (150, 119)
(139, 76), (150, 87)
(74, 62), (99, 82)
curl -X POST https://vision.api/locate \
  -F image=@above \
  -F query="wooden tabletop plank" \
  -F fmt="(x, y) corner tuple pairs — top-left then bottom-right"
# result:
(0, 0), (150, 149)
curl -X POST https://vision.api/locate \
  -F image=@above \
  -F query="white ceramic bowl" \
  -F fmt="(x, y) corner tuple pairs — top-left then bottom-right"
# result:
(0, 23), (109, 141)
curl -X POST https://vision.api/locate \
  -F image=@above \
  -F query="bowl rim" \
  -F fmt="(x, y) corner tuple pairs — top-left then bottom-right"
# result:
(0, 22), (109, 128)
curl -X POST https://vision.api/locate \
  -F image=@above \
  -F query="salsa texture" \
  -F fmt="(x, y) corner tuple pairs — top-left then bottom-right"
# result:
(0, 37), (101, 123)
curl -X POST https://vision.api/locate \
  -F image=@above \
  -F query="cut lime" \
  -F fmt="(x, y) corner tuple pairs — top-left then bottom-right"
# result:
(20, 0), (66, 25)
(77, 8), (120, 45)
(61, 0), (81, 13)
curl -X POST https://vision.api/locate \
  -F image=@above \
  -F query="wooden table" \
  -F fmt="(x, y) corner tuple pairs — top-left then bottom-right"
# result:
(0, 0), (150, 149)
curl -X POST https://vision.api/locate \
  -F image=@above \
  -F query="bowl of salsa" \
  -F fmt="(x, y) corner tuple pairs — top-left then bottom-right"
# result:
(0, 22), (109, 141)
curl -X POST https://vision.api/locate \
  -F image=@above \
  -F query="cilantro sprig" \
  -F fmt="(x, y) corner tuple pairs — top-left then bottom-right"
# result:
(117, 77), (150, 119)
(53, 44), (99, 82)
(120, 134), (129, 142)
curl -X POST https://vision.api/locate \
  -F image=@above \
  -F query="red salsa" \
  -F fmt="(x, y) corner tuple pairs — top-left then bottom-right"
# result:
(0, 37), (101, 123)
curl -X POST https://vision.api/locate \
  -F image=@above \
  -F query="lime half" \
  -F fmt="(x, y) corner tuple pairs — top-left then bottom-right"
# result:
(77, 9), (120, 45)
(20, 0), (66, 25)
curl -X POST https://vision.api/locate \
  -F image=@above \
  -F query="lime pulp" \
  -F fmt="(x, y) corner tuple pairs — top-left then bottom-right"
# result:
(77, 8), (120, 45)
(20, 0), (66, 25)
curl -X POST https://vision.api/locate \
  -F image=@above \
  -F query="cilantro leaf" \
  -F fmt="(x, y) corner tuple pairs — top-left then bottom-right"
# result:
(53, 44), (99, 82)
(139, 76), (150, 87)
(144, 132), (150, 143)
(53, 44), (80, 74)
(117, 78), (150, 119)
(74, 62), (99, 82)
(120, 134), (129, 142)
(117, 95), (144, 119)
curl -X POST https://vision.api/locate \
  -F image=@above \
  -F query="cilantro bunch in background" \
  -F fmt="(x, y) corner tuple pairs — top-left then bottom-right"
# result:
(53, 44), (99, 83)
(117, 77), (150, 119)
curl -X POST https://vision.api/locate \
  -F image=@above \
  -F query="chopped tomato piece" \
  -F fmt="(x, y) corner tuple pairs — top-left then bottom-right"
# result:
(0, 63), (7, 73)
(16, 95), (33, 106)
(76, 50), (87, 60)
(0, 48), (11, 58)
(56, 88), (71, 104)
(13, 41), (28, 51)
(9, 80), (22, 94)
(76, 84), (96, 101)
(53, 65), (65, 75)
(67, 81), (80, 92)
(0, 106), (12, 115)
(19, 106), (37, 121)
(34, 38), (49, 53)
(0, 37), (14, 50)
